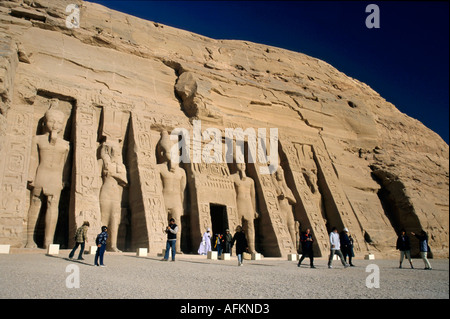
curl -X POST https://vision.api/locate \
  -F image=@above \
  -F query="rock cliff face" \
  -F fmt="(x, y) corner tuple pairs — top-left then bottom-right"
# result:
(0, 0), (448, 257)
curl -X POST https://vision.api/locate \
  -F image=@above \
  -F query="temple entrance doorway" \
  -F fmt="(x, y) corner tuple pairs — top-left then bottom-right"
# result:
(210, 204), (229, 237)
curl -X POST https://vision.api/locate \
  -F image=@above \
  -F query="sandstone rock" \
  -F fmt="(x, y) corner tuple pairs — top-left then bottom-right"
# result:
(0, 0), (447, 258)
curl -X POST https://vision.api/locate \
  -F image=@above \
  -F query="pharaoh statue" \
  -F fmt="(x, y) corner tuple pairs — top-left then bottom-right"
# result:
(272, 166), (297, 251)
(156, 130), (187, 254)
(230, 162), (258, 253)
(25, 105), (70, 248)
(98, 138), (128, 252)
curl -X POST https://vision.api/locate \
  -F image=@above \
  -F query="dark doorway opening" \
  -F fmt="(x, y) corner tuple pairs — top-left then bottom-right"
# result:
(210, 204), (228, 237)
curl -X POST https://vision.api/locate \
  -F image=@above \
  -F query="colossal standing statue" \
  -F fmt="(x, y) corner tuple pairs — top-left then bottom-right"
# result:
(231, 162), (258, 254)
(156, 130), (187, 253)
(272, 166), (297, 251)
(26, 105), (70, 248)
(98, 139), (128, 252)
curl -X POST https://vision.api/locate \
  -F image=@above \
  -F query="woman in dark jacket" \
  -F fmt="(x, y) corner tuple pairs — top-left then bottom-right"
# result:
(396, 229), (414, 269)
(231, 225), (248, 266)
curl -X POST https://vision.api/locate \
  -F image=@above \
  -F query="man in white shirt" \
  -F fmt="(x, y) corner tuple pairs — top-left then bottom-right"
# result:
(328, 227), (349, 268)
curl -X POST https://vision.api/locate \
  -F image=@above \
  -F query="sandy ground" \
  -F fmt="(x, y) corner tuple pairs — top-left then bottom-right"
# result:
(0, 249), (448, 300)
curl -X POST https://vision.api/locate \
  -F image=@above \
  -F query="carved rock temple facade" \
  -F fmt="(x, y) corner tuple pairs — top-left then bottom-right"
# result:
(0, 0), (448, 258)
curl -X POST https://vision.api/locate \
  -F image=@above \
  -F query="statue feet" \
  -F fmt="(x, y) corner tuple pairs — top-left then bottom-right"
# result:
(110, 247), (122, 253)
(25, 242), (37, 249)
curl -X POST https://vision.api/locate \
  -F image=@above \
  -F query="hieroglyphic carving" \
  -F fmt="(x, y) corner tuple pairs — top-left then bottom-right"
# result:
(256, 172), (296, 255)
(0, 105), (33, 246)
(128, 113), (167, 252)
(71, 102), (102, 243)
(281, 140), (330, 256)
(199, 202), (211, 235)
(193, 163), (234, 190)
(314, 146), (364, 253)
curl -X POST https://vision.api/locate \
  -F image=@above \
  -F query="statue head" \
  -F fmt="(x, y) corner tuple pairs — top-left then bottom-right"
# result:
(158, 130), (177, 163)
(275, 166), (284, 181)
(43, 108), (64, 135)
(100, 138), (122, 162)
(236, 162), (246, 173)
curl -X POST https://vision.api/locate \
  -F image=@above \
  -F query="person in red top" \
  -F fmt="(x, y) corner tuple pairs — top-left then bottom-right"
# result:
(297, 228), (316, 268)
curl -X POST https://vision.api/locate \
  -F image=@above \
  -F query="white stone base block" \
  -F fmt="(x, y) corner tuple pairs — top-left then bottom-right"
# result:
(220, 253), (231, 260)
(251, 253), (261, 260)
(88, 246), (97, 254)
(47, 244), (59, 255)
(333, 254), (339, 260)
(207, 251), (218, 260)
(137, 248), (148, 257)
(288, 254), (297, 261)
(365, 253), (375, 260)
(0, 245), (10, 254)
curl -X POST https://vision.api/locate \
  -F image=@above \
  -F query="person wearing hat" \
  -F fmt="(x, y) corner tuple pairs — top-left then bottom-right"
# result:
(340, 227), (355, 267)
(69, 220), (90, 260)
(198, 227), (212, 255)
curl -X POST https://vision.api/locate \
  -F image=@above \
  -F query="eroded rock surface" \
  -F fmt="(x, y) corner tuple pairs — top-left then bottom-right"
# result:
(0, 0), (447, 258)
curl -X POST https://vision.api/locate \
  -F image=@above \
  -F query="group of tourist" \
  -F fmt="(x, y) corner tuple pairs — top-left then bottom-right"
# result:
(67, 219), (433, 270)
(300, 226), (432, 270)
(198, 226), (249, 266)
(68, 221), (108, 267)
(396, 229), (433, 270)
(297, 227), (355, 269)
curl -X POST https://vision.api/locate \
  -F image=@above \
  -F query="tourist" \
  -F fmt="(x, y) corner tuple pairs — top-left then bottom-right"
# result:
(411, 231), (432, 270)
(328, 227), (349, 269)
(224, 229), (233, 256)
(231, 225), (248, 266)
(163, 218), (178, 261)
(214, 233), (224, 257)
(69, 220), (89, 260)
(297, 228), (315, 268)
(340, 228), (355, 266)
(94, 226), (108, 267)
(396, 229), (414, 269)
(348, 233), (355, 263)
(198, 227), (212, 255)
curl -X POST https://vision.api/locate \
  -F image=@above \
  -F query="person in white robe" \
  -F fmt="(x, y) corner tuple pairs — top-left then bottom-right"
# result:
(198, 228), (212, 255)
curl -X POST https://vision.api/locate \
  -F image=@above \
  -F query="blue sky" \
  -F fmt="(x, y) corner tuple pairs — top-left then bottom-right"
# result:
(88, 1), (449, 144)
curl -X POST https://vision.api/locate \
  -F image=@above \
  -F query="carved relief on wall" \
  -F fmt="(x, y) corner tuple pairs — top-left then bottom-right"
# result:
(279, 139), (330, 255)
(271, 166), (297, 250)
(0, 105), (34, 246)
